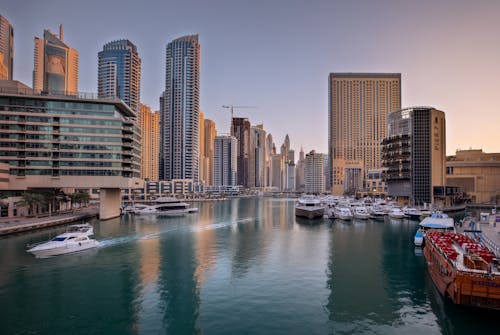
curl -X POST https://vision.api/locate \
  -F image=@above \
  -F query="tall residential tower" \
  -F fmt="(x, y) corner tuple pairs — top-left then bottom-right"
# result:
(98, 39), (141, 112)
(328, 73), (401, 195)
(0, 15), (14, 80)
(33, 25), (78, 94)
(160, 35), (200, 182)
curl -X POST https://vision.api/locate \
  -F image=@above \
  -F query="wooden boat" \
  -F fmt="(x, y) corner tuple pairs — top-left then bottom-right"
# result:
(423, 231), (500, 310)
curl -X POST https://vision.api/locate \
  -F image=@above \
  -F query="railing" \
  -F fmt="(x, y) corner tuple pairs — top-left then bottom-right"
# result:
(0, 86), (120, 102)
(480, 232), (500, 258)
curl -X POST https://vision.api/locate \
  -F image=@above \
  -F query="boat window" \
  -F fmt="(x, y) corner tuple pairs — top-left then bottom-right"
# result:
(51, 237), (66, 241)
(67, 236), (76, 240)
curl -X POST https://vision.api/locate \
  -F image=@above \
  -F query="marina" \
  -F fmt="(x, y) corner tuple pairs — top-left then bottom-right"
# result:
(0, 197), (498, 334)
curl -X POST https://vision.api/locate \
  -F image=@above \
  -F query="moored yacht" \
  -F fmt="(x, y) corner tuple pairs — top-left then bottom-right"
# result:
(295, 195), (325, 219)
(353, 206), (370, 220)
(27, 224), (98, 258)
(388, 207), (405, 219)
(333, 205), (353, 221)
(403, 207), (423, 220)
(131, 197), (198, 216)
(414, 212), (454, 247)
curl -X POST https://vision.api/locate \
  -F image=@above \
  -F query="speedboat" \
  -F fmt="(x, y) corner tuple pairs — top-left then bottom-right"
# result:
(334, 205), (353, 221)
(403, 207), (423, 220)
(414, 212), (454, 247)
(353, 206), (370, 220)
(388, 207), (405, 219)
(132, 197), (198, 216)
(27, 224), (99, 258)
(295, 195), (325, 219)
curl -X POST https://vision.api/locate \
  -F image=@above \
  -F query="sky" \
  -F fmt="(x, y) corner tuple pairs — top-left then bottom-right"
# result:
(2, 0), (499, 155)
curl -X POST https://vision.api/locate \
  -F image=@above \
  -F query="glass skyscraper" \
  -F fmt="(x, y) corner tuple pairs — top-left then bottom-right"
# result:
(0, 15), (14, 80)
(98, 39), (141, 113)
(160, 35), (200, 182)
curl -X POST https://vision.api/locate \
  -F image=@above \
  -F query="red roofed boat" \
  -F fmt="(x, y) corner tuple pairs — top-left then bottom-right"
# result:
(423, 231), (500, 310)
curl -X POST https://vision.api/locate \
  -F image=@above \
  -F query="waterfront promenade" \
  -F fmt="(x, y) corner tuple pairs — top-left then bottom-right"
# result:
(0, 207), (98, 236)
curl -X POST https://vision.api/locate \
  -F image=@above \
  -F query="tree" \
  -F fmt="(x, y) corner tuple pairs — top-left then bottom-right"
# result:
(42, 188), (66, 215)
(18, 192), (46, 216)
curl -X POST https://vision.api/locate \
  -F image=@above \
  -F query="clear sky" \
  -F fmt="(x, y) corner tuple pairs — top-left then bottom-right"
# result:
(2, 0), (499, 155)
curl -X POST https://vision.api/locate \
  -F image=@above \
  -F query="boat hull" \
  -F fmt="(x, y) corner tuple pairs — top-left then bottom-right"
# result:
(28, 240), (99, 258)
(295, 207), (325, 219)
(424, 236), (500, 310)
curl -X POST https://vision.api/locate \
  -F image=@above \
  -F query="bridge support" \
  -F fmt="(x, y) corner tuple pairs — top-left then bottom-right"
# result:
(99, 188), (121, 220)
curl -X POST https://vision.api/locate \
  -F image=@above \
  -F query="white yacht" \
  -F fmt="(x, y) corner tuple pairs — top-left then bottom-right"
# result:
(403, 207), (423, 220)
(27, 224), (99, 258)
(369, 206), (386, 221)
(132, 197), (198, 216)
(333, 206), (353, 221)
(388, 207), (406, 219)
(295, 195), (325, 219)
(353, 206), (370, 220)
(414, 212), (455, 247)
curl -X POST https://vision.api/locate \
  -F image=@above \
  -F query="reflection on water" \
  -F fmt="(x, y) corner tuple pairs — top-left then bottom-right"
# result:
(0, 198), (497, 335)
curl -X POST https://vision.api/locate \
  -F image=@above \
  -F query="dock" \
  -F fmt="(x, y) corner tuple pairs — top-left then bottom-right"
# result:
(0, 208), (98, 236)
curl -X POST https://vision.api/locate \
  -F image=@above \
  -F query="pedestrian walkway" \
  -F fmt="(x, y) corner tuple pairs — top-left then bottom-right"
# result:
(479, 218), (500, 257)
(0, 207), (98, 236)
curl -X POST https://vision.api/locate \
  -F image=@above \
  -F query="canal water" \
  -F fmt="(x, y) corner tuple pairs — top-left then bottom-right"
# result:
(0, 198), (497, 334)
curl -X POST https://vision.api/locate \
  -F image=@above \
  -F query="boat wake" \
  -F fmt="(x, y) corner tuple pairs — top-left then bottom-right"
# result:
(98, 217), (255, 247)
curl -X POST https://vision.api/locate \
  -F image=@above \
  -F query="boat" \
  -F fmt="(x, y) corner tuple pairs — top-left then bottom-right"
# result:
(353, 206), (370, 220)
(369, 206), (386, 221)
(414, 212), (455, 247)
(295, 195), (325, 219)
(27, 224), (99, 258)
(132, 197), (198, 216)
(424, 231), (500, 310)
(403, 207), (423, 220)
(388, 207), (405, 219)
(333, 205), (353, 221)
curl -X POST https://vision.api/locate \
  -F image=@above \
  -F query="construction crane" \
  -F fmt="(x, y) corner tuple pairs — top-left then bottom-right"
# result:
(222, 105), (257, 119)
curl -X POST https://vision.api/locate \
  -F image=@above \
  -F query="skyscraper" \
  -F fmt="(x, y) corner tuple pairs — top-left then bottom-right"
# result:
(203, 118), (217, 185)
(249, 124), (266, 188)
(0, 15), (14, 80)
(214, 135), (237, 186)
(98, 39), (141, 112)
(305, 150), (325, 194)
(382, 107), (446, 206)
(231, 117), (250, 187)
(328, 73), (401, 195)
(33, 25), (78, 94)
(160, 35), (200, 182)
(139, 104), (160, 181)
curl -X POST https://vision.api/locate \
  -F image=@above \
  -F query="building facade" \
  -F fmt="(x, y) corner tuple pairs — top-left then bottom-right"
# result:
(305, 150), (325, 194)
(231, 117), (250, 187)
(446, 149), (500, 204)
(249, 124), (266, 188)
(33, 25), (78, 95)
(382, 107), (446, 206)
(0, 15), (14, 80)
(0, 81), (140, 219)
(98, 39), (141, 113)
(213, 135), (237, 186)
(328, 73), (401, 195)
(139, 104), (159, 181)
(204, 118), (217, 185)
(160, 35), (200, 182)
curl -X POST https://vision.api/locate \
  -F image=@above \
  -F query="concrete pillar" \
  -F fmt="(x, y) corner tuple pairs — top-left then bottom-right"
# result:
(99, 188), (122, 220)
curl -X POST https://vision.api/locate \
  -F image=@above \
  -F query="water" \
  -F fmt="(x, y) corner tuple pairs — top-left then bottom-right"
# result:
(0, 198), (497, 334)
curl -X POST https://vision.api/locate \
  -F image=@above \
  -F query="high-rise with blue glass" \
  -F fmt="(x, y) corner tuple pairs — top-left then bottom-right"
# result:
(98, 39), (141, 113)
(160, 35), (200, 182)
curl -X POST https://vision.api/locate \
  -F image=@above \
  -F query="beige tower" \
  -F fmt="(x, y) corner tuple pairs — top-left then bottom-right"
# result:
(328, 73), (401, 195)
(204, 118), (217, 185)
(33, 25), (78, 94)
(140, 104), (160, 181)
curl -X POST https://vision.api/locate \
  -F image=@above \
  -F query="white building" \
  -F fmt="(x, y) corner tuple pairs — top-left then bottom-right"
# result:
(305, 150), (325, 194)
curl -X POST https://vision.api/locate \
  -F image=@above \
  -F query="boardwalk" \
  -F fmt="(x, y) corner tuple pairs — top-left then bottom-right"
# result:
(0, 207), (98, 236)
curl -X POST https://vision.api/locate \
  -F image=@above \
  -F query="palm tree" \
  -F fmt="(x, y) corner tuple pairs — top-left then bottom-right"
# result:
(18, 192), (46, 216)
(43, 188), (66, 216)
